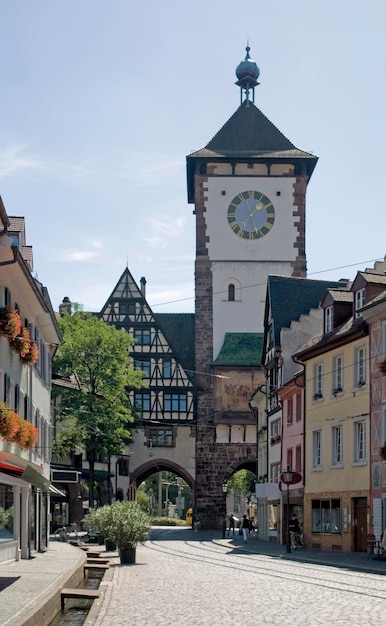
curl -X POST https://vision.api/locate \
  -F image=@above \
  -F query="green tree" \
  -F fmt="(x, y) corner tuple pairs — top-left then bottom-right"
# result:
(227, 470), (256, 496)
(52, 311), (144, 507)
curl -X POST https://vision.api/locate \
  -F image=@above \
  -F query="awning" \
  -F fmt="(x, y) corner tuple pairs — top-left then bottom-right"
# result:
(49, 484), (66, 497)
(21, 465), (51, 491)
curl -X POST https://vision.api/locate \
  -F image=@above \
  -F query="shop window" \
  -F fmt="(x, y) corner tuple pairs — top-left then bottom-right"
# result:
(312, 499), (341, 534)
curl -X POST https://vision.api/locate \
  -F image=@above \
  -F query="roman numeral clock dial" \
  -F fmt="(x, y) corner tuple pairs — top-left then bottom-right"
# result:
(227, 190), (275, 240)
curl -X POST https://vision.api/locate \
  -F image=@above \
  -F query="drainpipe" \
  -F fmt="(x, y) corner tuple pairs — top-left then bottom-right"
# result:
(292, 355), (306, 488)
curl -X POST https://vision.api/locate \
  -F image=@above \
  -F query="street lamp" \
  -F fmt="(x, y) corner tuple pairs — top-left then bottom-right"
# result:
(282, 465), (294, 554)
(222, 481), (228, 538)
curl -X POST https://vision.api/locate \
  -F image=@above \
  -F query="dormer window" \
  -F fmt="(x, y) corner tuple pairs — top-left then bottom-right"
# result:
(354, 288), (365, 318)
(325, 306), (333, 333)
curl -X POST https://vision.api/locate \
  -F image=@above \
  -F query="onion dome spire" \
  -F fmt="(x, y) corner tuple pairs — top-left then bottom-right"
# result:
(235, 44), (260, 105)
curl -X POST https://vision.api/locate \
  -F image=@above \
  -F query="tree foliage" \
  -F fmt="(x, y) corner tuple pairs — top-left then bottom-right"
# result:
(227, 470), (256, 496)
(52, 311), (145, 504)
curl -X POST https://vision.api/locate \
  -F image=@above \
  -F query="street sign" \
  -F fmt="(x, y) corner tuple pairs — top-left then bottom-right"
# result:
(279, 471), (302, 485)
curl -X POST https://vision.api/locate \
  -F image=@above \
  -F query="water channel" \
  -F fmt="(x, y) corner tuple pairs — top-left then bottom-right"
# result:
(48, 571), (103, 626)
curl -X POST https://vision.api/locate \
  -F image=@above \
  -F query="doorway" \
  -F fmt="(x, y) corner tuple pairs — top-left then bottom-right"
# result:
(353, 497), (367, 552)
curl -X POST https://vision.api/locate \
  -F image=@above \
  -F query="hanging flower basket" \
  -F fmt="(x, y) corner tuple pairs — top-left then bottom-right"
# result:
(9, 327), (31, 357)
(14, 417), (38, 448)
(0, 404), (19, 441)
(20, 340), (39, 365)
(8, 327), (39, 366)
(378, 360), (386, 374)
(0, 403), (38, 449)
(0, 307), (22, 340)
(380, 443), (386, 461)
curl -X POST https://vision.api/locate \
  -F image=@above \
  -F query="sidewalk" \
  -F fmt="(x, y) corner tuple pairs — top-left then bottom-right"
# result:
(212, 532), (386, 575)
(0, 539), (86, 626)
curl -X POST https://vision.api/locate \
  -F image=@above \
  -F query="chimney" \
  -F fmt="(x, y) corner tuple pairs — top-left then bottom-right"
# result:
(140, 277), (147, 298)
(59, 296), (72, 317)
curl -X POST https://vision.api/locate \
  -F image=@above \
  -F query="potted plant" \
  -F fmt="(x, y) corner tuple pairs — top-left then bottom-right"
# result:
(379, 360), (386, 374)
(106, 501), (151, 564)
(380, 442), (386, 461)
(84, 501), (151, 564)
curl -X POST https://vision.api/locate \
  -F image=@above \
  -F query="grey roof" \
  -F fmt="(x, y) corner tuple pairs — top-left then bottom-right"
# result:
(155, 313), (195, 373)
(189, 100), (315, 159)
(265, 275), (346, 349)
(186, 100), (318, 203)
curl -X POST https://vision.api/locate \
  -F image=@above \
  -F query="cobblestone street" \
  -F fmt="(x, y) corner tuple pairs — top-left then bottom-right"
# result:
(91, 528), (386, 625)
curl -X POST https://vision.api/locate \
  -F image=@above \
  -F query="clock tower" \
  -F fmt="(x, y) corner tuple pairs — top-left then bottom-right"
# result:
(187, 46), (317, 527)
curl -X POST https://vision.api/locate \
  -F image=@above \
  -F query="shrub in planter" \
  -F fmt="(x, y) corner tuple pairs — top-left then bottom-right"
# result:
(85, 501), (151, 564)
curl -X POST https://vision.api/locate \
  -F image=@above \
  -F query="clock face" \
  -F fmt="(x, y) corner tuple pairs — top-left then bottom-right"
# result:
(227, 190), (275, 240)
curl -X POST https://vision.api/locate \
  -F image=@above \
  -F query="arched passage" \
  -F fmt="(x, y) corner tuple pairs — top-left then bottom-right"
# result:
(129, 458), (195, 516)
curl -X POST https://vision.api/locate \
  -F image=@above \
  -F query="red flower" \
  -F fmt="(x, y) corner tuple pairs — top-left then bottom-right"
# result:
(0, 405), (20, 441)
(0, 308), (22, 340)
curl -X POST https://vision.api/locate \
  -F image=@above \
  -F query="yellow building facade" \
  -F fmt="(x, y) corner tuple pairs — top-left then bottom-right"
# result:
(298, 324), (370, 552)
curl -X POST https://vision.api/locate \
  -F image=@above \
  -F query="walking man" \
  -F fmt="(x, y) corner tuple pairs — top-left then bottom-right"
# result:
(241, 514), (249, 543)
(228, 513), (235, 536)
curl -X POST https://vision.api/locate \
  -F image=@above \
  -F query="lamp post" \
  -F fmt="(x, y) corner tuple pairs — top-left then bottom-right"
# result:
(222, 481), (228, 538)
(283, 465), (294, 554)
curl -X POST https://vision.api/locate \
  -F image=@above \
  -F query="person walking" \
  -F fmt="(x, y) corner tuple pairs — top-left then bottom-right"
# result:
(289, 513), (300, 549)
(228, 514), (235, 536)
(241, 514), (249, 543)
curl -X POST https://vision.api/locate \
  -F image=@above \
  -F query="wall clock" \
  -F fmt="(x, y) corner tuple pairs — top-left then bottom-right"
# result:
(227, 190), (275, 240)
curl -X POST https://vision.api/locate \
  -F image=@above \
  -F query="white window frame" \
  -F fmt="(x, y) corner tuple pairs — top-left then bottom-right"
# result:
(312, 430), (322, 469)
(354, 346), (367, 387)
(325, 306), (333, 333)
(331, 424), (343, 467)
(355, 288), (365, 318)
(332, 355), (344, 394)
(353, 418), (366, 464)
(313, 363), (323, 399)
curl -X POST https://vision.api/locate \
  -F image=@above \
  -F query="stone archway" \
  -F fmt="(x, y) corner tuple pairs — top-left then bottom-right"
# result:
(129, 458), (195, 517)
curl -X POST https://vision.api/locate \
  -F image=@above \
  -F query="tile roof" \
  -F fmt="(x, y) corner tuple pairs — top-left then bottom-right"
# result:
(267, 275), (346, 346)
(326, 288), (353, 303)
(214, 332), (263, 366)
(154, 313), (195, 373)
(189, 100), (317, 164)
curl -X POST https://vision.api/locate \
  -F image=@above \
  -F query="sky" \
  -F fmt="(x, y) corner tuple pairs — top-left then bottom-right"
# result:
(0, 1), (386, 314)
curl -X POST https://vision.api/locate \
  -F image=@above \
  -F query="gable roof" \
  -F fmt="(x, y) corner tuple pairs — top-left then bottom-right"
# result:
(264, 275), (346, 355)
(214, 332), (263, 367)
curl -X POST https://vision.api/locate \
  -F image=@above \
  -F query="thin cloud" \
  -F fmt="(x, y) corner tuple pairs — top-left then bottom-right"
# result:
(0, 142), (94, 181)
(51, 239), (105, 263)
(143, 215), (185, 248)
(0, 143), (45, 178)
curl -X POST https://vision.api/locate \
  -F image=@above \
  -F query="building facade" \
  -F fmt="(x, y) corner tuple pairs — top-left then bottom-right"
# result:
(0, 200), (60, 562)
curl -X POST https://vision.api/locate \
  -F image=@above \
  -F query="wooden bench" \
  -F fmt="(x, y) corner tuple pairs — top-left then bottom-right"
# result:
(83, 563), (110, 576)
(61, 588), (99, 610)
(86, 558), (110, 565)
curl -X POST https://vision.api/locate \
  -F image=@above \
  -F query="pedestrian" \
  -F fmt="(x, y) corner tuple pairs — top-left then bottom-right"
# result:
(228, 513), (235, 536)
(249, 516), (256, 535)
(241, 514), (249, 543)
(288, 513), (300, 549)
(59, 527), (69, 542)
